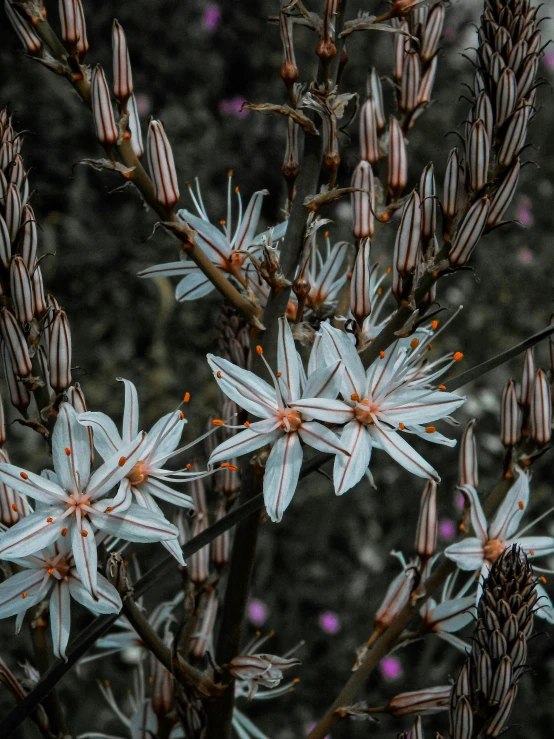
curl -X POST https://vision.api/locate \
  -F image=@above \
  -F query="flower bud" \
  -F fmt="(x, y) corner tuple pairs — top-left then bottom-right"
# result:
(442, 148), (461, 217)
(59, 0), (86, 49)
(359, 98), (379, 164)
(459, 419), (478, 488)
(487, 158), (520, 226)
(420, 2), (444, 62)
(374, 566), (416, 632)
(350, 238), (371, 326)
(190, 589), (218, 660)
(386, 685), (451, 716)
(112, 20), (133, 101)
(1, 342), (30, 412)
(448, 197), (490, 267)
(520, 347), (534, 409)
(48, 309), (72, 392)
(282, 118), (300, 193)
(475, 91), (493, 143)
(467, 120), (490, 192)
(394, 190), (421, 275)
(0, 142), (14, 172)
(210, 500), (230, 567)
(279, 0), (298, 84)
(394, 22), (409, 81)
(19, 204), (37, 271)
(5, 0), (43, 56)
(496, 68), (517, 127)
(351, 161), (374, 239)
(419, 163), (436, 248)
(152, 640), (173, 715)
(147, 120), (180, 209)
(418, 55), (437, 105)
(516, 54), (539, 100)
(127, 94), (144, 158)
(9, 256), (34, 323)
(399, 51), (421, 113)
(0, 214), (11, 269)
(68, 382), (93, 465)
(0, 307), (32, 378)
(31, 262), (47, 317)
(452, 695), (473, 739)
(369, 68), (386, 130)
(498, 105), (529, 168)
(0, 449), (30, 526)
(508, 39), (528, 76)
(91, 65), (118, 146)
(388, 117), (407, 196)
(550, 313), (554, 381)
(9, 154), (25, 190)
(415, 480), (437, 558)
(0, 394), (4, 448)
(5, 183), (21, 243)
(529, 368), (551, 446)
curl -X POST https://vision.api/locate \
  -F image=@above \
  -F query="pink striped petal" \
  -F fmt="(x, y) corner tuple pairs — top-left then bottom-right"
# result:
(264, 433), (303, 522)
(333, 420), (372, 496)
(369, 423), (439, 481)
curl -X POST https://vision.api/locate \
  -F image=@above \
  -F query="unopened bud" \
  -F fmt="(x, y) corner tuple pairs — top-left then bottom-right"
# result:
(520, 348), (534, 409)
(5, 183), (21, 243)
(210, 500), (230, 567)
(19, 205), (37, 271)
(127, 94), (144, 158)
(420, 2), (445, 62)
(279, 0), (298, 85)
(0, 307), (31, 378)
(393, 22), (409, 81)
(112, 20), (133, 101)
(59, 0), (86, 49)
(368, 68), (386, 130)
(388, 117), (407, 197)
(152, 639), (173, 715)
(467, 120), (490, 192)
(282, 118), (300, 189)
(9, 154), (25, 191)
(360, 97), (379, 164)
(442, 148), (461, 218)
(475, 91), (493, 143)
(190, 511), (209, 584)
(1, 342), (30, 413)
(48, 309), (72, 393)
(374, 566), (416, 632)
(459, 419), (478, 488)
(517, 54), (539, 100)
(399, 51), (421, 113)
(449, 197), (490, 267)
(31, 263), (47, 317)
(351, 160), (374, 239)
(147, 120), (180, 209)
(500, 380), (520, 447)
(498, 105), (529, 168)
(486, 684), (517, 737)
(190, 589), (218, 660)
(0, 214), (11, 269)
(91, 66), (118, 146)
(496, 68), (517, 127)
(452, 695), (473, 739)
(394, 190), (421, 275)
(0, 393), (4, 447)
(419, 163), (436, 248)
(350, 238), (371, 326)
(415, 480), (437, 558)
(5, 0), (43, 56)
(418, 54), (438, 105)
(529, 369), (551, 446)
(387, 685), (451, 716)
(9, 256), (34, 323)
(488, 158), (520, 226)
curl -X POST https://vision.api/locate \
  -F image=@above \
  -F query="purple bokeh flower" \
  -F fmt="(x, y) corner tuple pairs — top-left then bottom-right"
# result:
(135, 93), (152, 118)
(219, 96), (249, 118)
(248, 599), (268, 627)
(517, 247), (534, 265)
(439, 518), (456, 542)
(380, 656), (402, 680)
(516, 197), (534, 227)
(455, 491), (465, 511)
(202, 4), (221, 32)
(544, 50), (554, 70)
(307, 723), (329, 738)
(318, 610), (340, 634)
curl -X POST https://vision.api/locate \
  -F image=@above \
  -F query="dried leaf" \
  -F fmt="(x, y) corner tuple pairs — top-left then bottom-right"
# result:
(304, 187), (367, 211)
(79, 158), (136, 176)
(243, 103), (319, 135)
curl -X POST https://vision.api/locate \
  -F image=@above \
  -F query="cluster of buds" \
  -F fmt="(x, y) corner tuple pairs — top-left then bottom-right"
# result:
(449, 546), (536, 738)
(446, 0), (541, 266)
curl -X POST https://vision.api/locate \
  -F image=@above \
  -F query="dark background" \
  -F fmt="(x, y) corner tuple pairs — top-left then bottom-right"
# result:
(1, 1), (554, 736)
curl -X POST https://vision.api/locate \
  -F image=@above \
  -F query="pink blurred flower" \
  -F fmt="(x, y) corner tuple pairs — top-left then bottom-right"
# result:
(307, 723), (329, 738)
(135, 93), (152, 118)
(248, 599), (268, 627)
(438, 518), (456, 541)
(318, 611), (340, 634)
(380, 655), (402, 680)
(219, 96), (249, 118)
(202, 4), (221, 32)
(544, 50), (554, 70)
(455, 491), (465, 511)
(517, 247), (534, 265)
(516, 197), (534, 227)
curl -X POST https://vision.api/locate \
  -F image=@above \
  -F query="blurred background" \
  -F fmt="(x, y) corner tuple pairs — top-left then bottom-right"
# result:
(1, 0), (554, 736)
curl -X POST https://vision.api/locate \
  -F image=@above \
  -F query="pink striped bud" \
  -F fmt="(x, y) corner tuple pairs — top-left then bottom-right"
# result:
(5, 183), (21, 243)
(9, 256), (34, 323)
(496, 68), (517, 127)
(488, 52), (505, 86)
(59, 0), (84, 46)
(359, 98), (379, 164)
(0, 449), (30, 526)
(374, 566), (416, 632)
(350, 238), (371, 326)
(0, 168), (7, 202)
(1, 343), (30, 411)
(282, 118), (300, 190)
(5, 0), (43, 56)
(501, 380), (521, 447)
(210, 500), (230, 567)
(147, 120), (180, 208)
(279, 0), (298, 85)
(459, 419), (478, 488)
(550, 313), (554, 381)
(0, 392), (4, 447)
(520, 348), (535, 408)
(394, 190), (421, 275)
(487, 158), (520, 226)
(452, 696), (473, 739)
(0, 307), (31, 377)
(19, 205), (37, 271)
(386, 685), (451, 716)
(498, 105), (529, 168)
(418, 55), (437, 105)
(0, 142), (14, 172)
(351, 160), (374, 239)
(152, 640), (173, 715)
(190, 589), (218, 660)
(399, 51), (421, 113)
(530, 369), (551, 446)
(394, 22), (409, 81)
(190, 511), (209, 584)
(508, 40), (528, 76)
(31, 263), (47, 317)
(419, 163), (436, 248)
(9, 154), (25, 190)
(388, 117), (408, 197)
(127, 94), (144, 158)
(91, 66), (118, 146)
(490, 655), (512, 706)
(420, 2), (444, 62)
(48, 309), (72, 392)
(486, 685), (517, 738)
(448, 197), (490, 267)
(0, 214), (11, 269)
(112, 20), (133, 101)
(369, 68), (386, 131)
(442, 148), (460, 218)
(475, 91), (493, 143)
(517, 55), (539, 100)
(415, 480), (437, 558)
(467, 120), (490, 192)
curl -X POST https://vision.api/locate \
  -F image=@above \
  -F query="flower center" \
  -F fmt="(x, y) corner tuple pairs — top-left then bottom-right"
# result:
(353, 398), (379, 425)
(65, 492), (90, 514)
(278, 408), (303, 432)
(483, 538), (505, 563)
(45, 557), (70, 579)
(127, 460), (149, 486)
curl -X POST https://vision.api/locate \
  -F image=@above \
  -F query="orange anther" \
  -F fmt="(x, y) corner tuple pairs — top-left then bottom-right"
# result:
(351, 393), (360, 401)
(61, 527), (68, 536)
(324, 231), (329, 238)
(427, 344), (433, 351)
(148, 676), (154, 684)
(106, 506), (114, 512)
(22, 592), (27, 599)
(104, 680), (110, 687)
(431, 320), (439, 330)
(541, 576), (547, 584)
(213, 419), (224, 427)
(20, 472), (28, 480)
(47, 568), (54, 575)
(453, 351), (464, 361)
(235, 186), (239, 193)
(425, 426), (436, 433)
(381, 213), (390, 223)
(118, 457), (127, 467)
(221, 462), (230, 468)
(276, 372), (282, 377)
(228, 169), (233, 177)
(399, 423), (405, 430)
(228, 464), (238, 471)
(293, 677), (301, 683)
(81, 530), (88, 537)
(386, 267), (391, 274)
(410, 338), (419, 349)
(438, 384), (446, 391)
(244, 421), (250, 428)
(219, 219), (226, 225)
(11, 503), (18, 512)
(184, 392), (190, 403)
(217, 371), (222, 378)
(65, 447), (71, 456)
(379, 351), (385, 359)
(530, 549), (535, 556)
(46, 517), (53, 523)
(377, 287), (382, 295)
(518, 501), (524, 510)
(186, 463), (191, 471)
(179, 412), (185, 420)
(256, 345), (264, 355)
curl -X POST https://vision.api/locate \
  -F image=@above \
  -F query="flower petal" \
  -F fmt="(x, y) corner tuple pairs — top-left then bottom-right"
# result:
(277, 317), (301, 404)
(426, 596), (475, 633)
(145, 411), (186, 463)
(138, 261), (196, 279)
(0, 568), (47, 618)
(333, 421), (372, 495)
(52, 403), (91, 492)
(233, 190), (268, 251)
(370, 423), (439, 481)
(535, 583), (554, 623)
(86, 433), (148, 500)
(320, 323), (365, 398)
(298, 422), (347, 456)
(301, 360), (343, 400)
(444, 538), (485, 571)
(0, 464), (66, 505)
(209, 428), (280, 466)
(71, 516), (98, 599)
(489, 468), (529, 540)
(264, 433), (303, 522)
(179, 209), (231, 265)
(290, 398), (353, 424)
(313, 241), (349, 301)
(139, 478), (195, 509)
(515, 536), (554, 559)
(68, 571), (122, 614)
(49, 579), (71, 659)
(458, 485), (488, 544)
(176, 271), (214, 301)
(132, 489), (185, 565)
(380, 391), (465, 425)
(92, 503), (179, 542)
(207, 354), (277, 419)
(0, 510), (66, 560)
(78, 412), (123, 461)
(118, 378), (139, 443)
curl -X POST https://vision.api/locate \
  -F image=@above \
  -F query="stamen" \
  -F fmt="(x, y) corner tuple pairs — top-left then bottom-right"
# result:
(65, 447), (71, 456)
(228, 464), (238, 471)
(410, 338), (419, 349)
(186, 463), (192, 471)
(22, 592), (27, 599)
(379, 351), (385, 359)
(118, 457), (127, 467)
(47, 568), (54, 575)
(235, 186), (239, 194)
(386, 267), (392, 274)
(217, 371), (222, 378)
(453, 351), (464, 361)
(351, 393), (360, 401)
(81, 530), (88, 537)
(244, 421), (250, 428)
(220, 219), (226, 225)
(61, 528), (67, 536)
(438, 384), (446, 391)
(518, 501), (524, 510)
(46, 517), (53, 523)
(256, 345), (264, 355)
(213, 419), (224, 426)
(276, 372), (282, 377)
(399, 423), (405, 430)
(541, 576), (547, 583)
(11, 503), (18, 512)
(184, 392), (190, 403)
(431, 320), (439, 330)
(221, 462), (230, 468)
(425, 426), (436, 433)
(377, 287), (382, 295)
(179, 412), (185, 420)
(20, 471), (28, 480)
(106, 506), (114, 512)
(530, 550), (535, 556)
